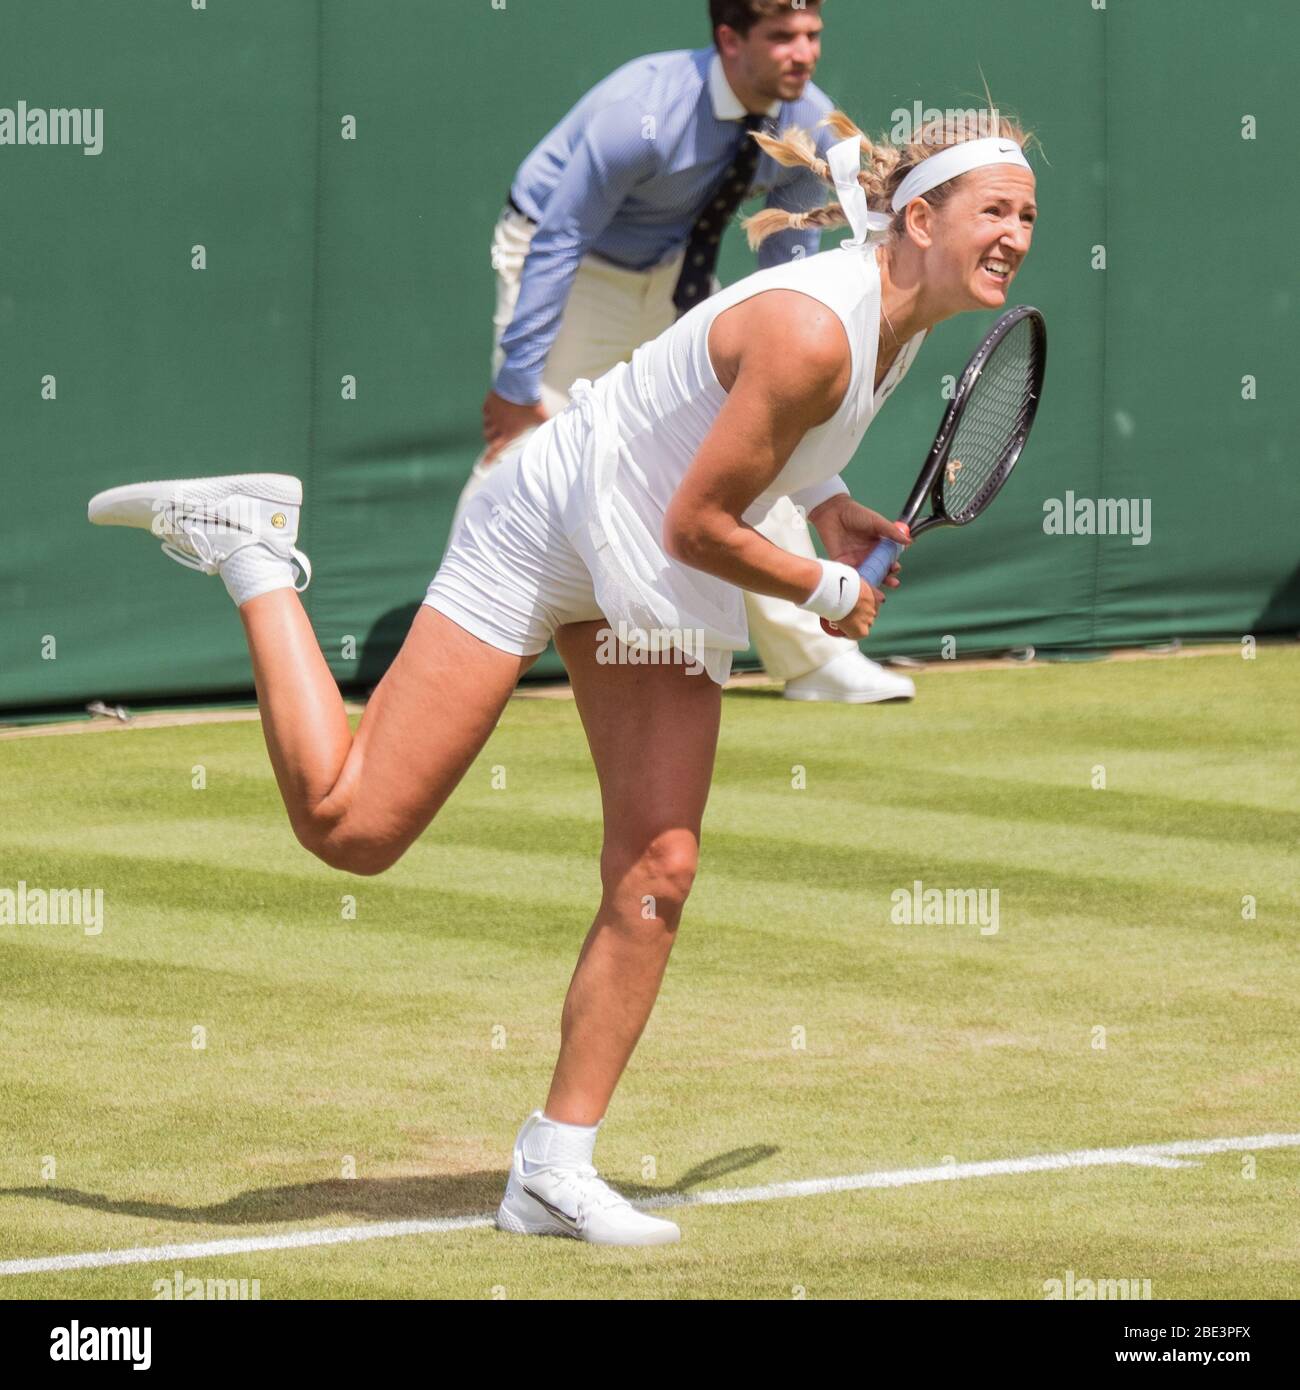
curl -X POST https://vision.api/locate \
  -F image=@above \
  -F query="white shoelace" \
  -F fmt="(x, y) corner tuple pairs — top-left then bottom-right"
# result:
(160, 524), (312, 592)
(160, 524), (221, 576)
(553, 1166), (628, 1214)
(288, 548), (312, 592)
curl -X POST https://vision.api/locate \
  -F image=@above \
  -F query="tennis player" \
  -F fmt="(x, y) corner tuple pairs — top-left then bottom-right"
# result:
(460, 0), (916, 704)
(89, 109), (1036, 1245)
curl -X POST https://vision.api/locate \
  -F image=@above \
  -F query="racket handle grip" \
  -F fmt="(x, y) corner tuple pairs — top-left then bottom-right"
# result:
(858, 538), (902, 589)
(819, 534), (906, 636)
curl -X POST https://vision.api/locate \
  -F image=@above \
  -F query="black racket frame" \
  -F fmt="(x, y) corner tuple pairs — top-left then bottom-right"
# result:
(898, 304), (1047, 538)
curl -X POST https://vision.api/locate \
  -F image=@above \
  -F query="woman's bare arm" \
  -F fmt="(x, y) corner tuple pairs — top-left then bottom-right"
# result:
(662, 289), (851, 605)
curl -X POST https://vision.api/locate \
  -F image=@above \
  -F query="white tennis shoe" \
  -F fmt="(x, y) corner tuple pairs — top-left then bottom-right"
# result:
(87, 472), (311, 594)
(783, 649), (915, 703)
(496, 1111), (681, 1246)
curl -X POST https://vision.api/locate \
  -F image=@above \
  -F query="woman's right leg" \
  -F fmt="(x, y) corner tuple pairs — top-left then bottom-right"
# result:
(240, 593), (535, 876)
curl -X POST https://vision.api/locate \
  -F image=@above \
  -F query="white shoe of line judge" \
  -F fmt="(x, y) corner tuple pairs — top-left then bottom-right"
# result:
(783, 648), (916, 703)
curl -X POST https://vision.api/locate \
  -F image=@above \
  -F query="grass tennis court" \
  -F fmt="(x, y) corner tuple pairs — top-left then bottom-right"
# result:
(2, 647), (1296, 1299)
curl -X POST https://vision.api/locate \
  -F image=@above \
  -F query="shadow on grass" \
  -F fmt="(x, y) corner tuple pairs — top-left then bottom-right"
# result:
(1, 1146), (777, 1226)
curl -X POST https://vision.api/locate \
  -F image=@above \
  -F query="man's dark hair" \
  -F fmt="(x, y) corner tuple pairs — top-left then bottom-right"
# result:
(710, 0), (822, 43)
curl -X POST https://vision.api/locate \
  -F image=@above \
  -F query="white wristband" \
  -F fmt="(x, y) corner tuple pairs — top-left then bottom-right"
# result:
(797, 559), (860, 622)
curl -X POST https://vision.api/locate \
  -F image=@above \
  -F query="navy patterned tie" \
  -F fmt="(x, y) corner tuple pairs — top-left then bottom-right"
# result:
(673, 112), (766, 316)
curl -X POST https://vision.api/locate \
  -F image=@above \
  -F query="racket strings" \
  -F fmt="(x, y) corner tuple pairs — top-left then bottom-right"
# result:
(941, 320), (1038, 521)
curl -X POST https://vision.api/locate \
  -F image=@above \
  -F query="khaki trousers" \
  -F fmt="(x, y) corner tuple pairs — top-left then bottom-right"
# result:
(451, 209), (850, 680)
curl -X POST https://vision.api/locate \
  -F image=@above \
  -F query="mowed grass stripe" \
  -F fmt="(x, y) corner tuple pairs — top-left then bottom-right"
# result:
(2, 806), (1292, 926)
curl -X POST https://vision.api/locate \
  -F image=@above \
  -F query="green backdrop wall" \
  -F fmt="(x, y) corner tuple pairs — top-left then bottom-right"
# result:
(1, 0), (1295, 712)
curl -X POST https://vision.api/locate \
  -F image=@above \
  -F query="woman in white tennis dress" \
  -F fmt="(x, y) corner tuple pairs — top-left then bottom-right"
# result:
(90, 110), (1037, 1246)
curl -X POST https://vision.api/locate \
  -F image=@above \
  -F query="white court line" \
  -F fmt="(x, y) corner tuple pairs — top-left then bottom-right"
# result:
(2, 1132), (1296, 1277)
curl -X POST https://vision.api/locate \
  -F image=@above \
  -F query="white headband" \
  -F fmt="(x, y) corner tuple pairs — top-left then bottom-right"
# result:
(890, 135), (1031, 212)
(826, 136), (891, 246)
(826, 134), (1030, 247)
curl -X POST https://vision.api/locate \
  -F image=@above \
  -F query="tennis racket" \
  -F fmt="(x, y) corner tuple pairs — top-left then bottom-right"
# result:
(822, 304), (1047, 635)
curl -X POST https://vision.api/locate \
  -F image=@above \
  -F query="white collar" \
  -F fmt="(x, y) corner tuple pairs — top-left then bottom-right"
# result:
(708, 52), (781, 122)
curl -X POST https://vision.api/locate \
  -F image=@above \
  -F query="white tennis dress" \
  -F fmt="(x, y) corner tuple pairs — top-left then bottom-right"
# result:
(424, 237), (926, 686)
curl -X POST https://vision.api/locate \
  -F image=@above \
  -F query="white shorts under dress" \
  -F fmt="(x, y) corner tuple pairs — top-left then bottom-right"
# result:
(422, 399), (737, 686)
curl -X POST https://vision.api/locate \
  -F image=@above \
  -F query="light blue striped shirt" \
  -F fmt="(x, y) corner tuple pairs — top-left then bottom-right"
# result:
(496, 48), (836, 405)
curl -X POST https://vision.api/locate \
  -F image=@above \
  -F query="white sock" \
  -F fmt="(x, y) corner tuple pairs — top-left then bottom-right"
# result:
(521, 1113), (601, 1173)
(219, 543), (296, 607)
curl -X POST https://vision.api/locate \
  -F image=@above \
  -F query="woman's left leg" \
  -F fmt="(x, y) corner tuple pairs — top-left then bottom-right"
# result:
(544, 620), (723, 1125)
(495, 620), (722, 1244)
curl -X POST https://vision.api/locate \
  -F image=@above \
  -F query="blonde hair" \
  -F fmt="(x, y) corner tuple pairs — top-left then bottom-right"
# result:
(743, 106), (1033, 249)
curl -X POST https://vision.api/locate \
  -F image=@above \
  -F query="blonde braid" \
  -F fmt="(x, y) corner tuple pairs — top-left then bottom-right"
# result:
(742, 124), (840, 246)
(742, 102), (1032, 248)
